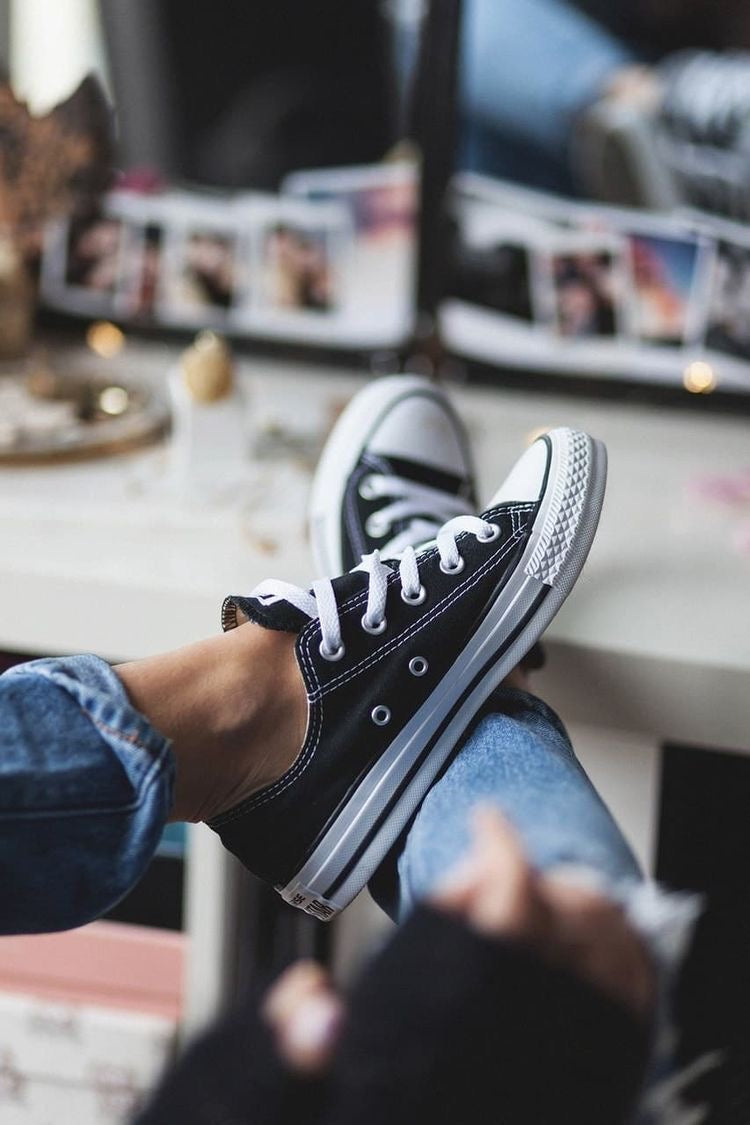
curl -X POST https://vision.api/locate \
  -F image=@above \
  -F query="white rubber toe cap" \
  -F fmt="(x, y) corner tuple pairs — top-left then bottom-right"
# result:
(488, 436), (550, 506)
(367, 380), (470, 478)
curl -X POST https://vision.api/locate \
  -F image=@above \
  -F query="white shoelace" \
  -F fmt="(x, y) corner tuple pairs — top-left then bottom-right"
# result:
(251, 514), (500, 660)
(359, 472), (474, 557)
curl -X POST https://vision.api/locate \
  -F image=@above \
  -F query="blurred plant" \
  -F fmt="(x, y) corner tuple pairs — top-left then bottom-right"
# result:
(0, 73), (113, 263)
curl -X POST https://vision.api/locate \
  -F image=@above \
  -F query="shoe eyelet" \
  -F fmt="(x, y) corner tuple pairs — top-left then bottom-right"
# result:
(365, 513), (388, 538)
(409, 656), (429, 677)
(361, 613), (387, 635)
(401, 584), (427, 606)
(358, 477), (378, 500)
(371, 705), (391, 726)
(319, 641), (345, 662)
(440, 556), (465, 576)
(476, 522), (500, 543)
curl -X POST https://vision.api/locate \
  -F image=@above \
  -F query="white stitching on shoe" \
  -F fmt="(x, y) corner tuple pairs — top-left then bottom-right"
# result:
(306, 511), (534, 696)
(216, 504), (535, 813)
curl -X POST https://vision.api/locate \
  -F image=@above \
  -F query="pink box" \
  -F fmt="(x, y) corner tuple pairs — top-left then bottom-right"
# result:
(0, 922), (185, 1123)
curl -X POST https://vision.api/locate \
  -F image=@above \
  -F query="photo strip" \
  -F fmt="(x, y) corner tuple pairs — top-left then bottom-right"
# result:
(442, 175), (750, 393)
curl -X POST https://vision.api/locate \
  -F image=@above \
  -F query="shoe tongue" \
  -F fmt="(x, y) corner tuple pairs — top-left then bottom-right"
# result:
(363, 452), (474, 548)
(367, 452), (474, 503)
(221, 570), (369, 635)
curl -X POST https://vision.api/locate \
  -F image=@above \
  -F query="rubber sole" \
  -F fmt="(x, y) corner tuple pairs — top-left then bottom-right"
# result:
(285, 428), (606, 920)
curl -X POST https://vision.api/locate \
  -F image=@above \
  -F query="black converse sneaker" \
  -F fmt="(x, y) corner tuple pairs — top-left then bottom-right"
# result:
(309, 374), (476, 576)
(211, 427), (607, 920)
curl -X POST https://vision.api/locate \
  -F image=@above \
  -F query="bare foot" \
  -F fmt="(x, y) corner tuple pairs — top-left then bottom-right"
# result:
(430, 806), (655, 1017)
(262, 961), (344, 1074)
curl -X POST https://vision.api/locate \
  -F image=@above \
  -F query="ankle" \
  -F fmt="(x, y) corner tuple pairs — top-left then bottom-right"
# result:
(118, 625), (308, 824)
(209, 624), (308, 817)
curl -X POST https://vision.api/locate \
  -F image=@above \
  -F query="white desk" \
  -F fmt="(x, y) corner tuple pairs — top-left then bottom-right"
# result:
(2, 340), (747, 736)
(1, 339), (748, 1016)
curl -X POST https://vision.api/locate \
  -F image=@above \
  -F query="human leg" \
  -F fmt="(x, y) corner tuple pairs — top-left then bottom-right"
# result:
(0, 622), (307, 934)
(0, 654), (172, 934)
(2, 379), (606, 935)
(460, 0), (635, 185)
(381, 685), (643, 921)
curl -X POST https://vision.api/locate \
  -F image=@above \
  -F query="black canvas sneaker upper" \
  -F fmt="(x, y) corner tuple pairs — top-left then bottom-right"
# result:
(213, 500), (539, 904)
(210, 427), (606, 919)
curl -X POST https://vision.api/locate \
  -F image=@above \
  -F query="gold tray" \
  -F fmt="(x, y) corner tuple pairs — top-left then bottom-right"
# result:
(0, 370), (169, 465)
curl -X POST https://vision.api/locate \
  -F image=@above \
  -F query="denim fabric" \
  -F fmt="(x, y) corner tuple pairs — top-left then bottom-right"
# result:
(0, 659), (640, 939)
(461, 0), (633, 160)
(373, 688), (642, 921)
(0, 655), (173, 934)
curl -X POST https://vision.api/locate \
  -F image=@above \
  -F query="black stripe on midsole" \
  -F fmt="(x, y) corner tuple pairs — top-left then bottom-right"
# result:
(322, 583), (549, 900)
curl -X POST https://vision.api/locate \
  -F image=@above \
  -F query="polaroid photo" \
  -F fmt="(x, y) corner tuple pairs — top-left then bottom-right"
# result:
(40, 193), (134, 318)
(231, 195), (354, 342)
(282, 163), (416, 345)
(109, 192), (170, 323)
(282, 161), (417, 242)
(705, 237), (750, 360)
(447, 204), (547, 325)
(156, 192), (242, 328)
(448, 202), (564, 328)
(536, 231), (629, 341)
(598, 209), (713, 346)
(625, 231), (710, 346)
(678, 211), (750, 361)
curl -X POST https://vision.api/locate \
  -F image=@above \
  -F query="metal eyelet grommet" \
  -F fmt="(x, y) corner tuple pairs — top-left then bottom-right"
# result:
(440, 556), (466, 576)
(358, 477), (378, 500)
(408, 656), (429, 677)
(319, 641), (345, 662)
(361, 614), (387, 635)
(401, 584), (427, 606)
(371, 705), (391, 726)
(365, 514), (388, 538)
(476, 523), (501, 543)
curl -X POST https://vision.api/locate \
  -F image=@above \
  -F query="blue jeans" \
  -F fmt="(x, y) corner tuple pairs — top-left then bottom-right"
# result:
(0, 656), (173, 934)
(0, 656), (640, 935)
(458, 0), (636, 191)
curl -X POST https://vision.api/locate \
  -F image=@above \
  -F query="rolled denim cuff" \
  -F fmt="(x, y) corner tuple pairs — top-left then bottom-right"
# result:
(0, 654), (173, 934)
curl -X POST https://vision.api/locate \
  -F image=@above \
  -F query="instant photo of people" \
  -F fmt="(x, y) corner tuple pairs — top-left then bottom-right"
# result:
(545, 244), (622, 339)
(229, 195), (353, 342)
(158, 196), (240, 327)
(259, 222), (336, 314)
(41, 208), (128, 317)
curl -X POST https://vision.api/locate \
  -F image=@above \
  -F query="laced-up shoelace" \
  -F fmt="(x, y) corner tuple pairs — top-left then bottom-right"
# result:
(251, 514), (500, 661)
(358, 472), (474, 557)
